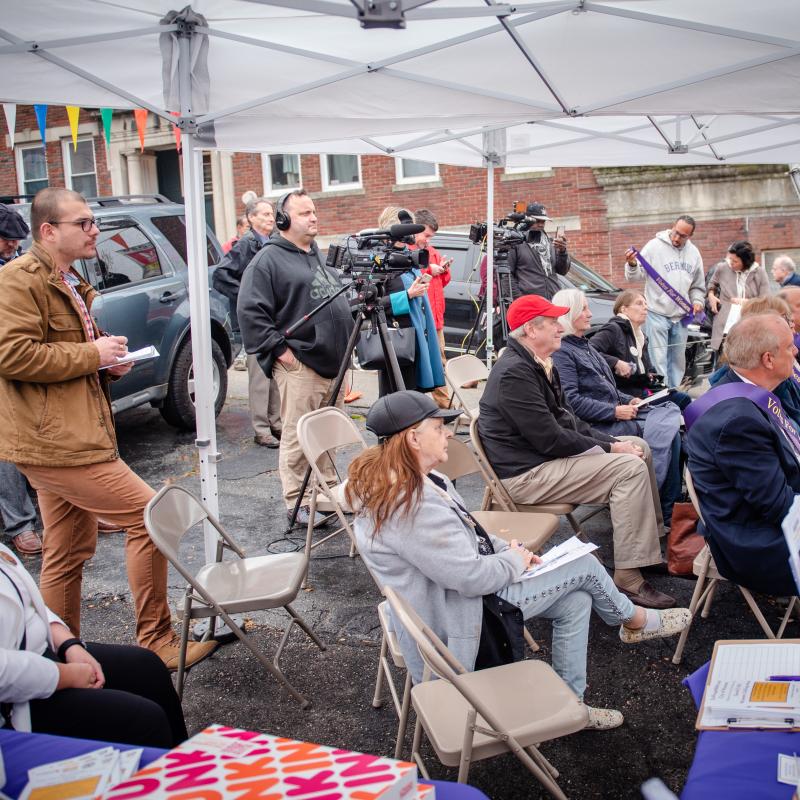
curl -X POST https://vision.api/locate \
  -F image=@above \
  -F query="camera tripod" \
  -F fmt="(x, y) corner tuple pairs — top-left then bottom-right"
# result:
(284, 274), (406, 530)
(464, 264), (515, 359)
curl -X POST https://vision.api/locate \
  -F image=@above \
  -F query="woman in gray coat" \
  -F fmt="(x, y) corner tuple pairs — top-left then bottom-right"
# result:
(346, 391), (690, 731)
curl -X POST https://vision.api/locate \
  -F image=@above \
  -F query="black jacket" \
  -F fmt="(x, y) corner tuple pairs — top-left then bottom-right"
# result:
(237, 236), (352, 379)
(589, 316), (657, 397)
(212, 231), (266, 328)
(477, 338), (616, 479)
(506, 232), (569, 300)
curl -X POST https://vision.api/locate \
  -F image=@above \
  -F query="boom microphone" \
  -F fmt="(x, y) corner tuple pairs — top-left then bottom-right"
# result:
(388, 222), (425, 239)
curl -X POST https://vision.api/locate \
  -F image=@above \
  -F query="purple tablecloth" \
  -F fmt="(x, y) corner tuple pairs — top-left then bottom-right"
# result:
(0, 729), (489, 799)
(681, 662), (799, 799)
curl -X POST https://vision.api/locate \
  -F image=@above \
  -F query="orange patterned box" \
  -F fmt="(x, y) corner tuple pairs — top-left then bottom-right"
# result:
(101, 724), (418, 800)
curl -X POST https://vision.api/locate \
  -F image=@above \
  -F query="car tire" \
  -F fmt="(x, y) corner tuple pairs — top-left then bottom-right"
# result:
(160, 337), (228, 430)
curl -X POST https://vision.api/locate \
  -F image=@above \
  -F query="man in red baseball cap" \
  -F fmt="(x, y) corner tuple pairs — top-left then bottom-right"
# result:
(478, 294), (675, 609)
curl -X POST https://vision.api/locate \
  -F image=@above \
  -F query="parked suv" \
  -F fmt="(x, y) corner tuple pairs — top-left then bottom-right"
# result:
(432, 231), (713, 385)
(4, 195), (235, 429)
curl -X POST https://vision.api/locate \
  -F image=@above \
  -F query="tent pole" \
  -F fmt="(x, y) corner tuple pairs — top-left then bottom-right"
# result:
(178, 31), (221, 563)
(485, 163), (494, 368)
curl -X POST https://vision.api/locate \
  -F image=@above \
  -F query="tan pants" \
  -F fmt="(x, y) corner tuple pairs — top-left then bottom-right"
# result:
(20, 460), (172, 650)
(272, 359), (344, 509)
(247, 354), (282, 437)
(430, 328), (450, 409)
(501, 436), (664, 570)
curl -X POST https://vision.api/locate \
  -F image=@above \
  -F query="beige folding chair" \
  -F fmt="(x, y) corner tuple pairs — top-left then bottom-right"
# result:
(144, 485), (325, 708)
(672, 468), (799, 664)
(444, 355), (488, 435)
(469, 415), (589, 540)
(296, 407), (366, 575)
(384, 587), (588, 799)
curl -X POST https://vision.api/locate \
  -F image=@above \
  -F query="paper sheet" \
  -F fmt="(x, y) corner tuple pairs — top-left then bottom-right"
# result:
(782, 495), (800, 595)
(516, 536), (599, 581)
(99, 345), (159, 370)
(635, 389), (671, 407)
(777, 753), (800, 787)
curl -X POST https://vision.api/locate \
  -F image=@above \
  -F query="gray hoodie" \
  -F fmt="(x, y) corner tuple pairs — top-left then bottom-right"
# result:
(624, 229), (705, 321)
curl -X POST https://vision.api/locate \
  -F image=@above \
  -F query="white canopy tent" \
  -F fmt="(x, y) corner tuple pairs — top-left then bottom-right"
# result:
(3, 0), (800, 554)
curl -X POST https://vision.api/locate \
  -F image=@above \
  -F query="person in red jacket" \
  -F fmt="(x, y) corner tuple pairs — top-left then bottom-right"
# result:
(414, 209), (452, 408)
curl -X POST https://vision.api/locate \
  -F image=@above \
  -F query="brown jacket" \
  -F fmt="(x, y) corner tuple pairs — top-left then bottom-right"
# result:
(0, 243), (118, 466)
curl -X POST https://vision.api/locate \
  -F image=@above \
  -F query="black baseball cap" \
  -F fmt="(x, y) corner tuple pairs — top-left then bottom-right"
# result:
(366, 390), (462, 439)
(525, 202), (550, 220)
(0, 205), (30, 240)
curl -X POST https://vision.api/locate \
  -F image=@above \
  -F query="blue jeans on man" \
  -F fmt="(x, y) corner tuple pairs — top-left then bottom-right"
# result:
(646, 312), (688, 390)
(0, 460), (38, 541)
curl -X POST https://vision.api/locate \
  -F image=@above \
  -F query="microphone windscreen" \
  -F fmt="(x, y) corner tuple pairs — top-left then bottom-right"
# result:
(397, 209), (413, 224)
(389, 222), (425, 238)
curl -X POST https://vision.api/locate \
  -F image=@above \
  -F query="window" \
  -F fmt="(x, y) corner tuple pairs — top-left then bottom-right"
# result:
(16, 144), (48, 196)
(320, 154), (361, 191)
(395, 158), (438, 184)
(151, 214), (220, 267)
(262, 154), (301, 194)
(85, 221), (164, 290)
(62, 137), (97, 197)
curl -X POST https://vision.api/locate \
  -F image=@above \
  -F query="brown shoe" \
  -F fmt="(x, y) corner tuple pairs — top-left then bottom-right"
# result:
(617, 580), (676, 609)
(343, 389), (363, 404)
(97, 519), (125, 534)
(154, 637), (218, 671)
(254, 433), (280, 448)
(11, 530), (42, 555)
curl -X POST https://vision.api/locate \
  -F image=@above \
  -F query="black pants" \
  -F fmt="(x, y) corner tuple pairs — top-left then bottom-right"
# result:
(30, 643), (187, 748)
(378, 362), (417, 397)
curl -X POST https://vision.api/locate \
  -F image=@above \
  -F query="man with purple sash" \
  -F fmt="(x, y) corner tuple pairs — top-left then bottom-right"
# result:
(624, 215), (705, 390)
(686, 315), (800, 596)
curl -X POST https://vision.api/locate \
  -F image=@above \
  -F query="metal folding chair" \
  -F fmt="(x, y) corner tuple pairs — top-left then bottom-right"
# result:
(444, 354), (488, 435)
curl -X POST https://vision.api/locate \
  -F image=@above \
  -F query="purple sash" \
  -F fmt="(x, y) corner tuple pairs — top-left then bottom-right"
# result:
(684, 381), (800, 459)
(631, 247), (705, 327)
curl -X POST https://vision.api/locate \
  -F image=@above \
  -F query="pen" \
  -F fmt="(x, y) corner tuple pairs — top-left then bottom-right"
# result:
(769, 675), (800, 681)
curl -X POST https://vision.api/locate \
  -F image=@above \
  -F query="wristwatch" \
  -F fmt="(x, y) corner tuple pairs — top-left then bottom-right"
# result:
(57, 637), (87, 661)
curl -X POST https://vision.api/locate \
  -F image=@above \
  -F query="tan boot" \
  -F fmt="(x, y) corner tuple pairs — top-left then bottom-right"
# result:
(154, 637), (218, 671)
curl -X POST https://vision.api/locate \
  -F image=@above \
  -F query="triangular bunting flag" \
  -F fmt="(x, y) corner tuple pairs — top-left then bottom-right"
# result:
(2, 104), (16, 148)
(100, 108), (113, 145)
(170, 111), (182, 153)
(66, 106), (80, 150)
(133, 109), (148, 152)
(33, 104), (47, 145)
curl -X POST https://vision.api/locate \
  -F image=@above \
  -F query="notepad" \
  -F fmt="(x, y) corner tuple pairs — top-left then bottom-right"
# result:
(98, 345), (159, 369)
(516, 536), (599, 581)
(634, 388), (671, 407)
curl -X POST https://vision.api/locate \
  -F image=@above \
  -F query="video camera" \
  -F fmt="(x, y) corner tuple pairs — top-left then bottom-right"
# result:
(468, 201), (531, 268)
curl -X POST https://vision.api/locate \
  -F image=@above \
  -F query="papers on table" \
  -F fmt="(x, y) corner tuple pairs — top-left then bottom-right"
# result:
(635, 389), (671, 407)
(99, 345), (159, 370)
(782, 495), (800, 595)
(516, 536), (598, 581)
(19, 746), (141, 800)
(777, 753), (800, 787)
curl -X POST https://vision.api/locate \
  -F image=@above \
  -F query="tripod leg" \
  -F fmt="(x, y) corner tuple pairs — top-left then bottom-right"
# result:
(376, 310), (406, 393)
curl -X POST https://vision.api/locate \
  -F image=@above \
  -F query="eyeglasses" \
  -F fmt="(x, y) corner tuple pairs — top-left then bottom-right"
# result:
(670, 230), (691, 240)
(48, 218), (97, 233)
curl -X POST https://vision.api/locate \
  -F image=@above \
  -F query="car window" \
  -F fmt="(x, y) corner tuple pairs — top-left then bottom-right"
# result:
(84, 221), (164, 291)
(151, 214), (220, 267)
(564, 259), (618, 293)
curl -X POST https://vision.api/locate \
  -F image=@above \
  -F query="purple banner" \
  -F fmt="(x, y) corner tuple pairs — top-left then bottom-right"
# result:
(631, 247), (705, 327)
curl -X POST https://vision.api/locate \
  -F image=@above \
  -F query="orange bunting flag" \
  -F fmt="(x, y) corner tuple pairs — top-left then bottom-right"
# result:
(133, 109), (148, 152)
(66, 106), (80, 150)
(170, 111), (182, 152)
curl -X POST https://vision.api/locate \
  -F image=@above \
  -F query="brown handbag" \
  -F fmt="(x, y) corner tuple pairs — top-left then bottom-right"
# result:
(667, 502), (705, 577)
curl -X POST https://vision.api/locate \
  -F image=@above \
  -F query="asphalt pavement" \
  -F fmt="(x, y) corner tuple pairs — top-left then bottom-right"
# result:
(15, 366), (789, 800)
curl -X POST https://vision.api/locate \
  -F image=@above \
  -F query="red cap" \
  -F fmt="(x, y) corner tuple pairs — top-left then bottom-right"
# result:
(506, 294), (569, 332)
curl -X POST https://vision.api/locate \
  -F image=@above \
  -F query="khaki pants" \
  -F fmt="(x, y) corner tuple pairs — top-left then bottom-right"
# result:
(247, 354), (282, 437)
(20, 460), (172, 650)
(430, 328), (450, 409)
(501, 436), (664, 570)
(272, 359), (344, 509)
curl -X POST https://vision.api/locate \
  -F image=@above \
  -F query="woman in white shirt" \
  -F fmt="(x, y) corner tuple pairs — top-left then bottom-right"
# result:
(0, 543), (186, 747)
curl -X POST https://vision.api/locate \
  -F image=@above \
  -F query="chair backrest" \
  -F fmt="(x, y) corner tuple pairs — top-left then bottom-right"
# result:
(145, 484), (209, 562)
(445, 355), (489, 418)
(468, 415), (516, 512)
(297, 406), (367, 467)
(684, 468), (706, 526)
(434, 437), (482, 483)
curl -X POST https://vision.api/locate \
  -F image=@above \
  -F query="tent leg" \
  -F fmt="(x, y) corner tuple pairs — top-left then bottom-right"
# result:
(485, 163), (495, 369)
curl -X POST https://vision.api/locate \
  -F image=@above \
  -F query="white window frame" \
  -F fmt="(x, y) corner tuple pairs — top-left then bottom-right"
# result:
(15, 142), (49, 196)
(261, 153), (302, 196)
(61, 136), (98, 195)
(394, 157), (439, 185)
(319, 154), (362, 192)
(504, 164), (553, 176)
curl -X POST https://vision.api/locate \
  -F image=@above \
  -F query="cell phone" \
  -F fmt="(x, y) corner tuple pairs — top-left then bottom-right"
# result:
(441, 257), (453, 270)
(555, 226), (565, 239)
(419, 273), (433, 284)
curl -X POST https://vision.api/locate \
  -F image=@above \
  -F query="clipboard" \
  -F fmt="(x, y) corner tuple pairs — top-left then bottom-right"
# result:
(696, 638), (800, 731)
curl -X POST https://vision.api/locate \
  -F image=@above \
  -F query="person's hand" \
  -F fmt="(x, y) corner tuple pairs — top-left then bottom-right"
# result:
(407, 277), (429, 299)
(625, 248), (638, 268)
(277, 349), (297, 367)
(611, 440), (645, 457)
(630, 397), (642, 406)
(692, 300), (705, 314)
(553, 234), (567, 252)
(429, 264), (445, 276)
(614, 360), (633, 377)
(510, 539), (540, 570)
(729, 296), (743, 306)
(94, 335), (128, 367)
(65, 645), (105, 688)
(106, 362), (133, 378)
(614, 404), (638, 420)
(707, 294), (720, 314)
(56, 662), (101, 690)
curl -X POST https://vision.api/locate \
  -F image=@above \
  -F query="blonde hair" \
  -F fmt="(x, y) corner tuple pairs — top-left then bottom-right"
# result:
(378, 205), (407, 230)
(551, 288), (586, 336)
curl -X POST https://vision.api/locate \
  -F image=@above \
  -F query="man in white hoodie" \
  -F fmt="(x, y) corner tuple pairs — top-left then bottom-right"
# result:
(624, 215), (705, 389)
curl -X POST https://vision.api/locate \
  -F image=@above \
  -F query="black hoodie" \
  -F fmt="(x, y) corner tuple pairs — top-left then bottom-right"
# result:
(237, 236), (352, 379)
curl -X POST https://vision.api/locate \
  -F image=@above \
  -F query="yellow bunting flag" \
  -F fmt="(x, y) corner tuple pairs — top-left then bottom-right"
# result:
(133, 109), (148, 152)
(66, 106), (80, 150)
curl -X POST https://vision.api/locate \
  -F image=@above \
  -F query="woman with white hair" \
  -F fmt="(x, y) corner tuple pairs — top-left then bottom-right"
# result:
(551, 288), (683, 526)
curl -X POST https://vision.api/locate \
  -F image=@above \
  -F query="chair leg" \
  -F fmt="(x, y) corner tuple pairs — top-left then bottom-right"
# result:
(672, 570), (715, 665)
(777, 596), (799, 639)
(393, 672), (413, 761)
(566, 513), (589, 543)
(410, 715), (430, 780)
(701, 581), (717, 618)
(523, 627), (540, 654)
(301, 489), (318, 589)
(525, 745), (559, 780)
(509, 740), (568, 800)
(740, 588), (777, 638)
(457, 708), (477, 783)
(176, 590), (192, 700)
(372, 633), (389, 708)
(283, 603), (326, 653)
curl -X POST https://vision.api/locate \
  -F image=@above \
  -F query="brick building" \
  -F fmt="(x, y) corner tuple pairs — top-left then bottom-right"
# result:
(3, 105), (800, 285)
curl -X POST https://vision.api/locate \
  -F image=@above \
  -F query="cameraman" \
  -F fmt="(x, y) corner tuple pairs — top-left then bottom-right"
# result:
(507, 201), (569, 301)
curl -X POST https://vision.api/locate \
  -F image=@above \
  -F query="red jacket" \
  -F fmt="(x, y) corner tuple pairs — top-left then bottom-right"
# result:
(419, 244), (451, 331)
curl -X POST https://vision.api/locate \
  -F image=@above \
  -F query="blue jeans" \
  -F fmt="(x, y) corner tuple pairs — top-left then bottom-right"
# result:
(497, 554), (635, 700)
(646, 312), (689, 389)
(0, 461), (37, 540)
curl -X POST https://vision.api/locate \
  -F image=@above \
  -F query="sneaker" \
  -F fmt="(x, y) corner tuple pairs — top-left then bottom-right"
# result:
(584, 706), (624, 731)
(254, 433), (280, 448)
(619, 608), (692, 644)
(233, 353), (247, 371)
(154, 637), (218, 671)
(289, 506), (328, 528)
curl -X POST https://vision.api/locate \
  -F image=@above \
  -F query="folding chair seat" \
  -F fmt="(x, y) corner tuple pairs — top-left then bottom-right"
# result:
(672, 469), (799, 664)
(385, 587), (588, 799)
(144, 485), (325, 708)
(444, 355), (488, 435)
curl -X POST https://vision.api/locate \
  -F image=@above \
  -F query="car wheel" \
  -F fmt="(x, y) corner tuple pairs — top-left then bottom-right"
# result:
(160, 337), (228, 430)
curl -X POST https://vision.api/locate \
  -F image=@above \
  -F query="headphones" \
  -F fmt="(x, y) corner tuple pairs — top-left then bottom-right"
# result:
(274, 192), (292, 231)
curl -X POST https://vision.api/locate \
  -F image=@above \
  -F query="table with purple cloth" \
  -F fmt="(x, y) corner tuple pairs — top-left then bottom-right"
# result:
(682, 661), (799, 799)
(0, 729), (490, 800)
